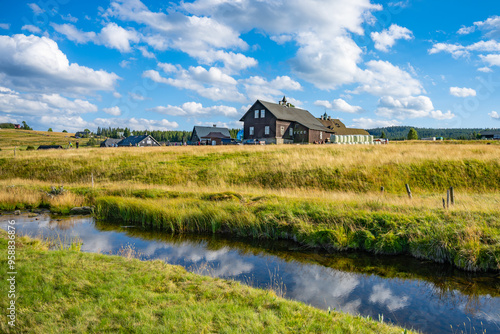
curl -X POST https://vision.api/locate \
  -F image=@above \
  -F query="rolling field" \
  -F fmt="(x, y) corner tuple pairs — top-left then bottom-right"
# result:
(0, 129), (94, 150)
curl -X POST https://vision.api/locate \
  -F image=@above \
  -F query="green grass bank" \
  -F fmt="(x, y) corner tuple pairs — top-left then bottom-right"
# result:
(93, 194), (500, 272)
(1, 182), (499, 272)
(0, 231), (412, 334)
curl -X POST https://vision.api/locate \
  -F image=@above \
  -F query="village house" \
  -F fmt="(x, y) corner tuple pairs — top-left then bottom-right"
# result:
(240, 97), (333, 144)
(189, 125), (231, 145)
(240, 97), (369, 144)
(117, 134), (160, 147)
(100, 138), (122, 147)
(480, 130), (500, 140)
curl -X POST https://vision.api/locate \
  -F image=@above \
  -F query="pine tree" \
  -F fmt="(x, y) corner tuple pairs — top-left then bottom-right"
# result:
(381, 131), (386, 139)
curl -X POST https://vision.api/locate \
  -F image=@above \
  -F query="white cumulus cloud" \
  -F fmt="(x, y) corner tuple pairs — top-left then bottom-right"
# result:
(52, 22), (139, 52)
(0, 34), (119, 94)
(480, 54), (500, 67)
(314, 99), (362, 113)
(371, 24), (413, 52)
(376, 95), (454, 120)
(350, 118), (401, 129)
(103, 106), (122, 116)
(449, 87), (476, 97)
(0, 86), (97, 116)
(489, 111), (499, 119)
(22, 25), (41, 34)
(149, 102), (239, 117)
(354, 60), (423, 97)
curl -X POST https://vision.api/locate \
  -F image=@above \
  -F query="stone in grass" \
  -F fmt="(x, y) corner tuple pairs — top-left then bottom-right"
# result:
(69, 206), (93, 215)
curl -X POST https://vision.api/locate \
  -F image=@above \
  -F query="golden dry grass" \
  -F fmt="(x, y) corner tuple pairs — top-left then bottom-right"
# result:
(0, 128), (93, 150)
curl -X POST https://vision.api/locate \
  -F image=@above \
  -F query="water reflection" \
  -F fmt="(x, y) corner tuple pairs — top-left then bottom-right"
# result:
(1, 214), (499, 334)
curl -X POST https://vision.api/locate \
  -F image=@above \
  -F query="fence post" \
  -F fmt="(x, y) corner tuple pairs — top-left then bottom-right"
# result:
(450, 187), (454, 206)
(405, 184), (412, 200)
(380, 186), (384, 194)
(91, 173), (94, 188)
(442, 198), (446, 209)
(446, 189), (450, 209)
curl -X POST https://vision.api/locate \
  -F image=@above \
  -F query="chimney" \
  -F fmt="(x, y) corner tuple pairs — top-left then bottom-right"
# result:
(327, 116), (331, 120)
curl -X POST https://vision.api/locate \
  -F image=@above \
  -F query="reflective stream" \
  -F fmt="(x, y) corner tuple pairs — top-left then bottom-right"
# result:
(1, 214), (499, 334)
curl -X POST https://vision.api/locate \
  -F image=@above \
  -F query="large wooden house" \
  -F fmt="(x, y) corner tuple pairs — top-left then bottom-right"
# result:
(240, 98), (333, 144)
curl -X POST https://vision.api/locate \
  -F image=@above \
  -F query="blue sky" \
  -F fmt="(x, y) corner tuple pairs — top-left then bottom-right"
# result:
(0, 0), (499, 132)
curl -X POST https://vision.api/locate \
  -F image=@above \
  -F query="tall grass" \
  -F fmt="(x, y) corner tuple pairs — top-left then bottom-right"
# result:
(1, 144), (500, 193)
(0, 186), (84, 213)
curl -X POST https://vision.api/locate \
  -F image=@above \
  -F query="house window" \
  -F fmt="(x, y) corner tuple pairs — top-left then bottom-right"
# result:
(280, 126), (284, 136)
(254, 110), (259, 118)
(265, 126), (270, 135)
(289, 128), (293, 136)
(249, 127), (254, 135)
(261, 109), (265, 118)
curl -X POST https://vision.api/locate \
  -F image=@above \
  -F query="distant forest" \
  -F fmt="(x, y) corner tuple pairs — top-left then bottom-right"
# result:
(366, 126), (499, 140)
(96, 127), (240, 142)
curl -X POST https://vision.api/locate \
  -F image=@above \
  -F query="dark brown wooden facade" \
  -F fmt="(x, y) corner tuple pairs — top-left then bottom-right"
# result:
(240, 100), (333, 144)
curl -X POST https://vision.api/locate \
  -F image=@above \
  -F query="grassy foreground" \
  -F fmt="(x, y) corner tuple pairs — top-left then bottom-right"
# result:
(0, 231), (411, 333)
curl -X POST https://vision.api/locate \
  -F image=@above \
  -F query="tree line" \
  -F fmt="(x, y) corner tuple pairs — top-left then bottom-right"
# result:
(96, 127), (240, 143)
(368, 126), (497, 140)
(0, 121), (33, 130)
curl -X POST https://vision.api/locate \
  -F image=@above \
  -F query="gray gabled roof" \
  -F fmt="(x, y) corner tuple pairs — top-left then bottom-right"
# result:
(100, 138), (122, 147)
(192, 126), (231, 139)
(244, 100), (332, 132)
(200, 131), (231, 139)
(480, 130), (500, 136)
(118, 135), (159, 146)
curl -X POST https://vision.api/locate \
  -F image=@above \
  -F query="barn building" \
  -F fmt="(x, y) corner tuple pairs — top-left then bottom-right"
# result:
(480, 130), (500, 140)
(189, 125), (231, 145)
(317, 113), (369, 136)
(240, 98), (334, 144)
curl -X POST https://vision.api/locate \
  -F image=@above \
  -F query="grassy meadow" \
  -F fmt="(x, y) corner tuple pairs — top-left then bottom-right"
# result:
(0, 129), (93, 150)
(0, 139), (499, 272)
(0, 230), (412, 334)
(1, 142), (500, 193)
